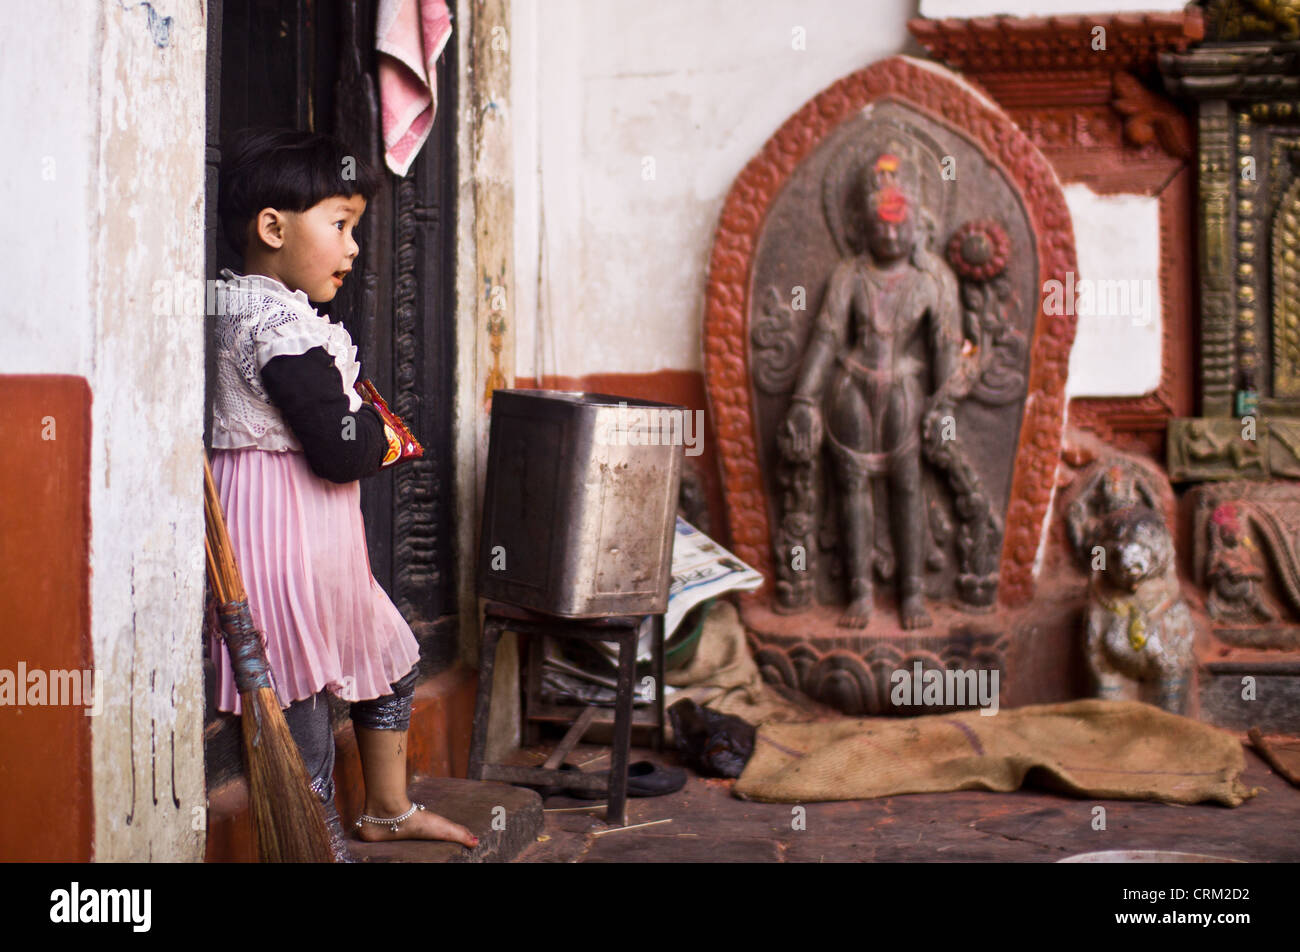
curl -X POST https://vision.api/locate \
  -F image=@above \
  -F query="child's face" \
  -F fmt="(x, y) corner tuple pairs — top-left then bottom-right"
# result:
(261, 194), (366, 303)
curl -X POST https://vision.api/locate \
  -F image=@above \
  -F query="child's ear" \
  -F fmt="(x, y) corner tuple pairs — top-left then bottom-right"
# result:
(253, 208), (286, 250)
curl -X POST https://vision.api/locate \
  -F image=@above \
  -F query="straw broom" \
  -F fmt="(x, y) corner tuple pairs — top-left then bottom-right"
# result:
(204, 456), (333, 862)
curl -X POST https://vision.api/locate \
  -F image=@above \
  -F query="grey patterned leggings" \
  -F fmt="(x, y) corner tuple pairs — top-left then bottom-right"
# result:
(281, 664), (419, 861)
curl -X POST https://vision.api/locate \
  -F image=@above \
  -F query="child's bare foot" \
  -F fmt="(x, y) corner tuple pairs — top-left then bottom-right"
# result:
(354, 801), (479, 848)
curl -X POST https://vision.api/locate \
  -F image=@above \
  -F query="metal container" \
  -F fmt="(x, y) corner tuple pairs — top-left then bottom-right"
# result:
(478, 389), (686, 617)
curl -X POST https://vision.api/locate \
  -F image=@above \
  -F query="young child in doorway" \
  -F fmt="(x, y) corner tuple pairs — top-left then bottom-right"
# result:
(210, 126), (476, 860)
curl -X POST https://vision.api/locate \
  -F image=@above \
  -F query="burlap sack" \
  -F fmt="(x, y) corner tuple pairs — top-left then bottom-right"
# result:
(666, 599), (824, 726)
(735, 698), (1257, 807)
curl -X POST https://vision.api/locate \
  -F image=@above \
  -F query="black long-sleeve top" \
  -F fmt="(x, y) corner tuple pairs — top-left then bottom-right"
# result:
(260, 346), (388, 483)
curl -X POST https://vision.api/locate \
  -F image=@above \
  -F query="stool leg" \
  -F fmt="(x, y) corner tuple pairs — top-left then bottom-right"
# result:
(653, 614), (665, 752)
(468, 619), (502, 781)
(523, 631), (543, 747)
(608, 627), (636, 826)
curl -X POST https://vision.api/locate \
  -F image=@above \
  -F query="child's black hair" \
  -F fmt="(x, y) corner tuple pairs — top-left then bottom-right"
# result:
(218, 126), (384, 256)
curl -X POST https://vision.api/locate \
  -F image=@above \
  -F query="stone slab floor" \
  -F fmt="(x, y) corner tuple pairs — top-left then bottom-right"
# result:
(512, 735), (1300, 863)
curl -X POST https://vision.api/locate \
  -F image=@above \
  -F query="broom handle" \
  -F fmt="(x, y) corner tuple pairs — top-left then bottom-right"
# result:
(204, 458), (243, 602)
(203, 459), (227, 604)
(203, 455), (274, 695)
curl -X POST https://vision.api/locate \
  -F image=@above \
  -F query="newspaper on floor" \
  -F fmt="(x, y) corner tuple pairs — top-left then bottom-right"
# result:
(541, 517), (765, 704)
(664, 516), (763, 639)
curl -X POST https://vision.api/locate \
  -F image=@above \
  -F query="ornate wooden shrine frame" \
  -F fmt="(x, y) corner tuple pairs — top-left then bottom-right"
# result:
(910, 12), (1203, 447)
(703, 56), (1078, 609)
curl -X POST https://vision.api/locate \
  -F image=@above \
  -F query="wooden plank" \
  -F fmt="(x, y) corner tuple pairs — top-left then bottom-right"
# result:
(528, 701), (661, 726)
(1249, 727), (1300, 786)
(479, 764), (608, 792)
(543, 706), (598, 770)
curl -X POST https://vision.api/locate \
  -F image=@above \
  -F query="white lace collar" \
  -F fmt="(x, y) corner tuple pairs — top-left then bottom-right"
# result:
(219, 268), (316, 312)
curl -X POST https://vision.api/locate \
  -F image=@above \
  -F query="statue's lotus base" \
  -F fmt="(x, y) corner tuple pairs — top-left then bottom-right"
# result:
(740, 597), (1011, 716)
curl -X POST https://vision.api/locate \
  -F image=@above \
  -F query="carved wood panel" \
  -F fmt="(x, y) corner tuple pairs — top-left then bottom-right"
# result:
(911, 11), (1202, 452)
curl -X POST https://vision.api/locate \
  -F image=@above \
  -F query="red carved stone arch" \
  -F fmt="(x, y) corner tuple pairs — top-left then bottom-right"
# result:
(703, 55), (1078, 608)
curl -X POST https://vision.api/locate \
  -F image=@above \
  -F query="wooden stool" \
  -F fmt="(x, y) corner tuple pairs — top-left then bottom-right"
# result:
(467, 600), (665, 826)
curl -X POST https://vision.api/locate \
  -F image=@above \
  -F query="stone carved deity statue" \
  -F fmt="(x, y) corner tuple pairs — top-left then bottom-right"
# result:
(777, 151), (962, 630)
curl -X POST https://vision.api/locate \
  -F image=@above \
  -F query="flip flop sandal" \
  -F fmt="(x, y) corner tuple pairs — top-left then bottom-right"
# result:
(567, 760), (687, 799)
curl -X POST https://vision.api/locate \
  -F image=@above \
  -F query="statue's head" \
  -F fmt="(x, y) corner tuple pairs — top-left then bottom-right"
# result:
(862, 152), (915, 262)
(1090, 506), (1174, 592)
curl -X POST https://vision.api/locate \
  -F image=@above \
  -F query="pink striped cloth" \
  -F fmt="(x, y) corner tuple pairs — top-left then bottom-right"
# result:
(208, 448), (421, 715)
(376, 0), (453, 177)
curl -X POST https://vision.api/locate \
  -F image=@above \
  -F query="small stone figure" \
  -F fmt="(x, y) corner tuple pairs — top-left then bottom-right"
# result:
(1066, 460), (1161, 559)
(1205, 502), (1276, 622)
(1083, 506), (1196, 714)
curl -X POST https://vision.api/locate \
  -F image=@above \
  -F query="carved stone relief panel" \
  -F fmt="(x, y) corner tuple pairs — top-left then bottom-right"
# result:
(749, 100), (1038, 628)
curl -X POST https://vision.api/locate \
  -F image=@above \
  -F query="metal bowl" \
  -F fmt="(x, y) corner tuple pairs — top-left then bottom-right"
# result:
(1057, 850), (1245, 863)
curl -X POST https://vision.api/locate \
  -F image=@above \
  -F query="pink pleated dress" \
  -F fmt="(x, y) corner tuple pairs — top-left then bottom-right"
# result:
(208, 270), (420, 714)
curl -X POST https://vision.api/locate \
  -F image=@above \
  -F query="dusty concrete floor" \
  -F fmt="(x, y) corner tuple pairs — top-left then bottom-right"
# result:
(513, 735), (1300, 863)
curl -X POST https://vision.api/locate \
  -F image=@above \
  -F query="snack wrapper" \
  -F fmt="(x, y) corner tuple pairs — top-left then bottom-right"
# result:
(356, 379), (424, 467)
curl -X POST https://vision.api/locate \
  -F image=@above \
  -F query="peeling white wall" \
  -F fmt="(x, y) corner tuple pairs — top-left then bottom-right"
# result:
(512, 0), (925, 380)
(0, 0), (206, 860)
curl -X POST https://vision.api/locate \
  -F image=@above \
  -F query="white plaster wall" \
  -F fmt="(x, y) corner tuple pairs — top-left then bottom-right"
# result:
(920, 0), (1189, 16)
(2, 1), (96, 372)
(512, 0), (924, 380)
(1064, 185), (1164, 397)
(0, 0), (206, 860)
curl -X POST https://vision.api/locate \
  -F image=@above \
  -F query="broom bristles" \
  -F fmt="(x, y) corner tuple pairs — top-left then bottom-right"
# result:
(205, 456), (334, 863)
(242, 688), (334, 863)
